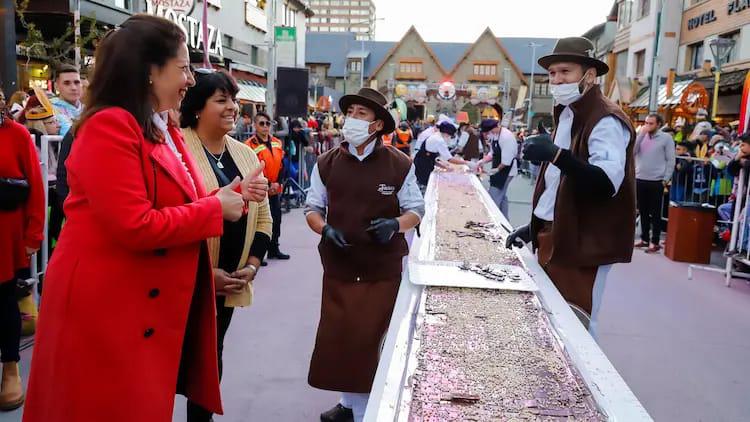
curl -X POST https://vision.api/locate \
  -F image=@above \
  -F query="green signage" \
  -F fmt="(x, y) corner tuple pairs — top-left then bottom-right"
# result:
(275, 26), (296, 42)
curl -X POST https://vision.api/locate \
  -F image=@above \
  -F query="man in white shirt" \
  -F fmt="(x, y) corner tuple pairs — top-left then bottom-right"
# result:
(505, 37), (636, 338)
(476, 117), (518, 216)
(413, 121), (475, 191)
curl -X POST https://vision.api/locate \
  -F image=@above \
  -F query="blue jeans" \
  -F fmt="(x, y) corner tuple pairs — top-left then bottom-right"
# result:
(489, 176), (514, 217)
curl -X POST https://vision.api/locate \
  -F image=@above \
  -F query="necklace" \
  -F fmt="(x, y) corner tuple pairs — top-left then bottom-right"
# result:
(202, 144), (226, 168)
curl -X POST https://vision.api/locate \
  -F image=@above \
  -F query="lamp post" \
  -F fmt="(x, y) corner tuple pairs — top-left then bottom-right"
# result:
(709, 38), (736, 120)
(526, 42), (542, 129)
(647, 0), (663, 114)
(311, 73), (320, 111)
(354, 17), (384, 89)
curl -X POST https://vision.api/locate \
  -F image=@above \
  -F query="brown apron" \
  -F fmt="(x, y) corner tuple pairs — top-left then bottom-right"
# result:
(536, 222), (598, 314)
(308, 275), (401, 393)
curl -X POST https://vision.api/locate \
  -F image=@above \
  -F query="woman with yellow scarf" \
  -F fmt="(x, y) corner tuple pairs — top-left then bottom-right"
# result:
(179, 69), (272, 422)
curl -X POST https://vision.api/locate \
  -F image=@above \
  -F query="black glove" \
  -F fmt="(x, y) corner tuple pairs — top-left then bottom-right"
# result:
(505, 224), (531, 249)
(322, 224), (349, 248)
(366, 218), (400, 244)
(522, 136), (559, 163)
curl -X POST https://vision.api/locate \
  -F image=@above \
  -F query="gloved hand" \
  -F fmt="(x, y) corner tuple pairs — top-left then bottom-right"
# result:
(505, 224), (531, 249)
(322, 224), (349, 248)
(522, 136), (559, 163)
(366, 218), (400, 244)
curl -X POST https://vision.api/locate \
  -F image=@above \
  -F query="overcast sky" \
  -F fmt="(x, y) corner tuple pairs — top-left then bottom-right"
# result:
(372, 0), (615, 42)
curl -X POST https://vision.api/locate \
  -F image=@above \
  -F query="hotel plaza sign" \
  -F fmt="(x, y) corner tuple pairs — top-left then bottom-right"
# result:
(145, 0), (224, 57)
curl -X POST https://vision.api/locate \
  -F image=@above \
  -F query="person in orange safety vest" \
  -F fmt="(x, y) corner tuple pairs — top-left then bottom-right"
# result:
(245, 112), (290, 260)
(394, 121), (413, 156)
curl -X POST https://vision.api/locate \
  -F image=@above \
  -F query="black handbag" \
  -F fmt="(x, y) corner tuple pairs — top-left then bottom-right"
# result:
(0, 177), (30, 211)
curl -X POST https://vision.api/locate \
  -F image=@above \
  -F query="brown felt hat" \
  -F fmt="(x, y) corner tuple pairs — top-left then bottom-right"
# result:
(538, 37), (609, 76)
(339, 88), (395, 134)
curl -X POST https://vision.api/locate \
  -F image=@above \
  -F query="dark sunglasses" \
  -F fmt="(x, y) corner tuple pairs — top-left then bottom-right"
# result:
(257, 120), (272, 127)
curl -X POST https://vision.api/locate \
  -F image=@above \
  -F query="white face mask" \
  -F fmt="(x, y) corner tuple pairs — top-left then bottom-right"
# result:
(342, 117), (375, 147)
(550, 73), (589, 106)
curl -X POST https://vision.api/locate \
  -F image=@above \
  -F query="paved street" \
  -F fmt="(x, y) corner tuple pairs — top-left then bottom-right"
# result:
(2, 176), (750, 422)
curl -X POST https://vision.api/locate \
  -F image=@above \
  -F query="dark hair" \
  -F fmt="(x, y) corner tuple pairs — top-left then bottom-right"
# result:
(254, 111), (271, 123)
(55, 63), (79, 81)
(77, 14), (186, 142)
(646, 113), (664, 126)
(180, 70), (239, 129)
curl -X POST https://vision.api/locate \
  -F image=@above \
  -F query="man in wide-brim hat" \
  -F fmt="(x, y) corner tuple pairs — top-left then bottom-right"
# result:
(304, 88), (424, 422)
(506, 36), (637, 338)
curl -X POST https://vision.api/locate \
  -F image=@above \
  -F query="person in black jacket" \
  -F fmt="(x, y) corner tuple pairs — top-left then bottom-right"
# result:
(55, 131), (74, 208)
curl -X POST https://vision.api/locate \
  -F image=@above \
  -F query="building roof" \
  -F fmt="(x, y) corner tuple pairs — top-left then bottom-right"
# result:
(429, 42), (473, 72)
(305, 31), (558, 78)
(498, 37), (557, 75)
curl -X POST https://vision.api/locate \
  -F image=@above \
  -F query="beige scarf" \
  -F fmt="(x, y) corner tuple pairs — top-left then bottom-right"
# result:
(182, 127), (273, 307)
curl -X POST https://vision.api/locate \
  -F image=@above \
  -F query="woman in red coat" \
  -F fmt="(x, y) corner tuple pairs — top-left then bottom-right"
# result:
(0, 89), (45, 411)
(22, 15), (253, 422)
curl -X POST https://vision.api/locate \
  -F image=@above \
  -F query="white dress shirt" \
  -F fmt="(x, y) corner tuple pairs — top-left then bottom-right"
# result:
(423, 132), (454, 161)
(485, 128), (518, 177)
(152, 112), (196, 193)
(305, 141), (425, 220)
(533, 107), (630, 221)
(413, 126), (436, 152)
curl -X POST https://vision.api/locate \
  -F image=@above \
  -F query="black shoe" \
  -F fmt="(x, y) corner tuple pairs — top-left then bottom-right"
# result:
(320, 404), (353, 422)
(260, 260), (268, 267)
(268, 250), (290, 260)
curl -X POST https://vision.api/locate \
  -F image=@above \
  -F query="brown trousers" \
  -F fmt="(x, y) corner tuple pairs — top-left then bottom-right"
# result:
(536, 223), (598, 314)
(308, 275), (400, 393)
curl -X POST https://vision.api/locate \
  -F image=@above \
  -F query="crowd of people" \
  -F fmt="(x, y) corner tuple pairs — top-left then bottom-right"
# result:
(1, 16), (749, 422)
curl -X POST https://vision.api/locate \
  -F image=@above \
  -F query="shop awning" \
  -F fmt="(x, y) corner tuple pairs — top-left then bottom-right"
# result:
(628, 80), (693, 109)
(236, 80), (266, 104)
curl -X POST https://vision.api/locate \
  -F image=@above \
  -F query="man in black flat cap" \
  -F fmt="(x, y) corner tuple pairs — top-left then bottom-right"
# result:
(304, 88), (424, 422)
(505, 36), (636, 337)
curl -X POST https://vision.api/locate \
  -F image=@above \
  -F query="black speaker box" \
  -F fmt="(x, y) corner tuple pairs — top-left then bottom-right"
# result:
(276, 67), (309, 118)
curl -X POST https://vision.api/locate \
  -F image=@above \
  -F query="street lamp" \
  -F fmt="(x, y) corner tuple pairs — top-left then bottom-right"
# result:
(353, 17), (385, 89)
(311, 74), (320, 111)
(526, 42), (543, 129)
(709, 37), (736, 120)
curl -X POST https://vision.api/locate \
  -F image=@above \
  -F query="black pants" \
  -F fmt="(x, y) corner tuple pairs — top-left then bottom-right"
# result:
(48, 188), (65, 246)
(186, 296), (235, 422)
(269, 194), (282, 250)
(637, 179), (664, 245)
(0, 279), (21, 363)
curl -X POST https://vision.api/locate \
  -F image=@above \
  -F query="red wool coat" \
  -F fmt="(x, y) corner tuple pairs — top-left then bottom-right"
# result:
(0, 119), (45, 282)
(23, 108), (225, 422)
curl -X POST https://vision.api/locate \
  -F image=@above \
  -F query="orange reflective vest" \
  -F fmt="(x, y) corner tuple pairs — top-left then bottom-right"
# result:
(245, 135), (285, 186)
(381, 132), (394, 147)
(395, 129), (412, 149)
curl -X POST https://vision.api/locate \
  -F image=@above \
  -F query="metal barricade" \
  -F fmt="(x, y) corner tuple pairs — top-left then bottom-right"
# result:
(663, 156), (734, 225)
(25, 135), (63, 286)
(687, 163), (750, 287)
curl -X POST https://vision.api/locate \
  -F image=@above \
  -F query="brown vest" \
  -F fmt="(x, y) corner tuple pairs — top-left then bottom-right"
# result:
(531, 86), (636, 267)
(317, 141), (411, 281)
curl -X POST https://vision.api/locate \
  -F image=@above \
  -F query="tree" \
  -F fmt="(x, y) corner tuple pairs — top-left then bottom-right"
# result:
(15, 0), (101, 73)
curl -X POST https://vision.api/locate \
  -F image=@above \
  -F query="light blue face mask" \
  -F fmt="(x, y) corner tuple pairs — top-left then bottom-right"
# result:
(550, 72), (590, 106)
(342, 117), (375, 147)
